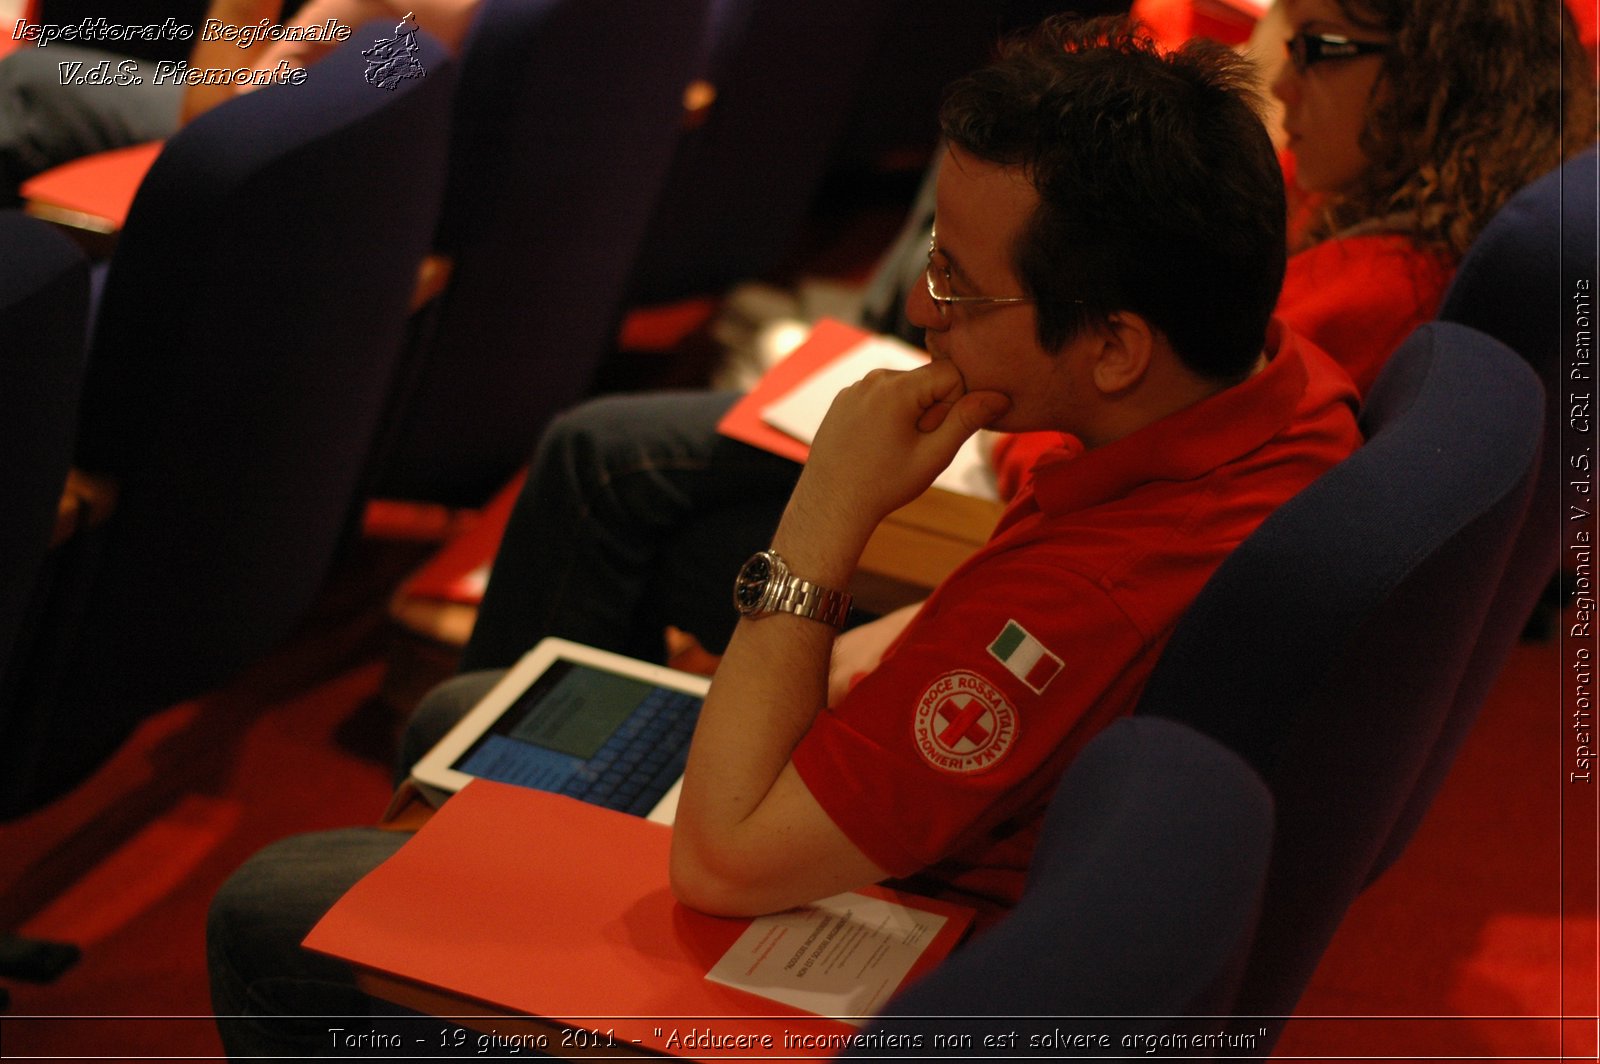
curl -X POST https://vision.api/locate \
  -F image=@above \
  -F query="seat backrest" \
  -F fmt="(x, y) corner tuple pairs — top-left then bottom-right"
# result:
(1439, 147), (1595, 610)
(849, 716), (1274, 1055)
(624, 0), (900, 306)
(365, 0), (710, 505)
(0, 212), (87, 687)
(1373, 146), (1600, 874)
(1133, 321), (1544, 1045)
(1, 31), (457, 818)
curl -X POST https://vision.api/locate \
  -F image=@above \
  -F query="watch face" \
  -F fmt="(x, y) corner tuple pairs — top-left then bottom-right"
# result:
(734, 553), (773, 612)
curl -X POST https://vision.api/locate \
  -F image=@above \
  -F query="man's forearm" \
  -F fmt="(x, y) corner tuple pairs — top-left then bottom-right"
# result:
(681, 480), (878, 787)
(670, 362), (1007, 915)
(670, 481), (879, 903)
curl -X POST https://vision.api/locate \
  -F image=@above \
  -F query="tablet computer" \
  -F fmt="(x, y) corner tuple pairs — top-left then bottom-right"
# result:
(410, 638), (709, 822)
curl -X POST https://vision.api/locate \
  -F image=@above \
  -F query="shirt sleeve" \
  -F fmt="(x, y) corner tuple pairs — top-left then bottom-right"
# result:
(791, 555), (1152, 877)
(1279, 236), (1454, 394)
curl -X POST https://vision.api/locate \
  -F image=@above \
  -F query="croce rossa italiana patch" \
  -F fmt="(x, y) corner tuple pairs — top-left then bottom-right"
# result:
(912, 670), (1018, 774)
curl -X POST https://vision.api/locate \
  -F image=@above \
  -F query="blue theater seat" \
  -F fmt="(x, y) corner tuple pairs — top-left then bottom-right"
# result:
(1372, 146), (1600, 876)
(1132, 321), (1544, 1050)
(3, 30), (458, 818)
(852, 717), (1275, 1057)
(0, 211), (86, 690)
(0, 210), (89, 987)
(624, 0), (901, 306)
(362, 0), (711, 505)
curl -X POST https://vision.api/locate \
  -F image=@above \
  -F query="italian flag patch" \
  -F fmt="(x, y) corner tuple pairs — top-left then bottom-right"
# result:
(987, 620), (1064, 694)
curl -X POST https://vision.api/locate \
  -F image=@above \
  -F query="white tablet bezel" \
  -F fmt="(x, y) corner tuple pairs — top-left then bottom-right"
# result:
(409, 637), (712, 802)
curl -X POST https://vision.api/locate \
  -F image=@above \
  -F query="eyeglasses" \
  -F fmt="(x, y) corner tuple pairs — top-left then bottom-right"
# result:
(1285, 31), (1391, 73)
(925, 226), (1033, 316)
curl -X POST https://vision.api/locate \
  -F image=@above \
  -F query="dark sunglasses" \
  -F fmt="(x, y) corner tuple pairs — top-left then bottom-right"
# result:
(1285, 31), (1391, 72)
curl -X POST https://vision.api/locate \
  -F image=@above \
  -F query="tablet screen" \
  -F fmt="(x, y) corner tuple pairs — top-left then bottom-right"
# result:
(451, 661), (702, 792)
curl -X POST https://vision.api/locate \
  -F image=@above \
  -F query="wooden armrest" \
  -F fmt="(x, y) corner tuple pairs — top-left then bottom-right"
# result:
(51, 468), (119, 549)
(409, 253), (454, 313)
(852, 488), (1003, 613)
(681, 79), (716, 130)
(379, 779), (438, 831)
(388, 592), (478, 648)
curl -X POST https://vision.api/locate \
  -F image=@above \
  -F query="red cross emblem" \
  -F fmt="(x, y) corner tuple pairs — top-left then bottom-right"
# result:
(935, 695), (994, 752)
(913, 671), (1018, 774)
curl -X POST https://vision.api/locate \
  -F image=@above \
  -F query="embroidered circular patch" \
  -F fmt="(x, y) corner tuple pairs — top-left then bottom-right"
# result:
(912, 671), (1018, 774)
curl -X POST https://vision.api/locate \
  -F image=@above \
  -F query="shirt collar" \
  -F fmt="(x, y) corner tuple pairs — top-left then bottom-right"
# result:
(1026, 320), (1311, 516)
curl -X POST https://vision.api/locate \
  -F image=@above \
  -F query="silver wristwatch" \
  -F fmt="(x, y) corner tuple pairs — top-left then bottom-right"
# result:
(733, 549), (852, 629)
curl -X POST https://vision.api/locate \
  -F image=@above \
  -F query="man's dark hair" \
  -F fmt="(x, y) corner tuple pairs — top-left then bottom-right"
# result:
(940, 15), (1285, 380)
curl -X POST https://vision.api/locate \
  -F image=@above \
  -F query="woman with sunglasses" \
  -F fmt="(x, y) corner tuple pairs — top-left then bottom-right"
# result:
(1264, 0), (1594, 392)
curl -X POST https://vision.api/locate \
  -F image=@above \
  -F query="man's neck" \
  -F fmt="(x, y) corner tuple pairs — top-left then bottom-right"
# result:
(1079, 349), (1267, 450)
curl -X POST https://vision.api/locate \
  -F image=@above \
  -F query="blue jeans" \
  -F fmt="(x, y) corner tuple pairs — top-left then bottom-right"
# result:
(459, 390), (801, 670)
(207, 672), (502, 1059)
(205, 825), (416, 1058)
(0, 46), (183, 204)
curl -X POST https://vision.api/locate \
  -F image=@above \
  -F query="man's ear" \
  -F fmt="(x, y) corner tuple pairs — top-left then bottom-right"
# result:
(1090, 312), (1156, 395)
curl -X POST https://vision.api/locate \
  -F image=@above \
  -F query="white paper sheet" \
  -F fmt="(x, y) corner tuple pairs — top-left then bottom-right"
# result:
(705, 890), (949, 1023)
(759, 337), (998, 501)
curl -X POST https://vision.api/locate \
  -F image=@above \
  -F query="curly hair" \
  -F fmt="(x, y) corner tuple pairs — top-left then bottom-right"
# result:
(1309, 0), (1597, 256)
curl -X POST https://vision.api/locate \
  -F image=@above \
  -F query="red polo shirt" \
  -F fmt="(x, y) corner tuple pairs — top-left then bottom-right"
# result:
(792, 323), (1360, 913)
(1279, 233), (1454, 394)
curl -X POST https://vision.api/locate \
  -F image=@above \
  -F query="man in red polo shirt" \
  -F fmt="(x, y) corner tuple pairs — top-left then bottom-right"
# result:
(667, 17), (1361, 921)
(206, 15), (1359, 1054)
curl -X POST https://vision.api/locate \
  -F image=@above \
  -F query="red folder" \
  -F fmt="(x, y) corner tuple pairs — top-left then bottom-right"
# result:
(21, 141), (163, 232)
(305, 781), (974, 1060)
(716, 318), (879, 463)
(397, 471), (526, 605)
